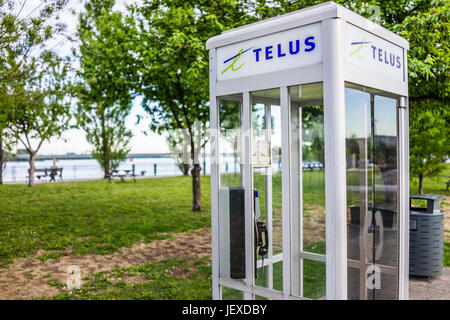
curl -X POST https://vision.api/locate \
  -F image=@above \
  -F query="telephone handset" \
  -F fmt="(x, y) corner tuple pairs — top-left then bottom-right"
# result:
(256, 221), (268, 256)
(254, 189), (269, 278)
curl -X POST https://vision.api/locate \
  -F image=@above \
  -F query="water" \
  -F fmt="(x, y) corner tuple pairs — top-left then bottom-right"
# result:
(1, 157), (199, 183)
(0, 155), (256, 183)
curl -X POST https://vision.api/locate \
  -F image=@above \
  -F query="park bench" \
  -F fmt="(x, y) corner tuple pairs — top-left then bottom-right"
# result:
(29, 167), (63, 182)
(108, 168), (137, 183)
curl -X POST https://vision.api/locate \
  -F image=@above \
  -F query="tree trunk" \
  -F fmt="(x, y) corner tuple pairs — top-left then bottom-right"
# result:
(28, 152), (36, 187)
(418, 173), (423, 194)
(191, 164), (201, 211)
(179, 163), (190, 176)
(101, 113), (109, 179)
(103, 157), (110, 179)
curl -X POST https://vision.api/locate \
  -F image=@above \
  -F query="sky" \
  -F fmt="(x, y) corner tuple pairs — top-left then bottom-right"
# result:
(14, 0), (170, 155)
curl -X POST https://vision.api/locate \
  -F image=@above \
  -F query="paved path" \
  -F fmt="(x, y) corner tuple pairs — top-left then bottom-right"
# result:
(409, 268), (450, 300)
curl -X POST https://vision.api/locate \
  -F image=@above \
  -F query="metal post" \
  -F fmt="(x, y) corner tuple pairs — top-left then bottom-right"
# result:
(398, 96), (409, 300)
(264, 104), (273, 290)
(280, 85), (291, 298)
(243, 91), (254, 300)
(290, 103), (302, 296)
(209, 48), (221, 300)
(322, 18), (347, 300)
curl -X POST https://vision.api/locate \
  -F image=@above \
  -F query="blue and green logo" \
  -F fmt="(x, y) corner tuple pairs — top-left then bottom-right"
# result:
(350, 39), (371, 59)
(350, 38), (401, 69)
(221, 47), (253, 75)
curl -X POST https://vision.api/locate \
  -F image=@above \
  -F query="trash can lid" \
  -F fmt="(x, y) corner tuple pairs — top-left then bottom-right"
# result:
(410, 194), (444, 201)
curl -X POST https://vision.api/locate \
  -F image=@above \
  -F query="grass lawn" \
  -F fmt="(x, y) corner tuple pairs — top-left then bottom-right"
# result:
(40, 257), (212, 300)
(0, 176), (211, 268)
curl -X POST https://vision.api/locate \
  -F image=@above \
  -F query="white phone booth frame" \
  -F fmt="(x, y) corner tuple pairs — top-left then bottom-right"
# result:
(208, 1), (409, 300)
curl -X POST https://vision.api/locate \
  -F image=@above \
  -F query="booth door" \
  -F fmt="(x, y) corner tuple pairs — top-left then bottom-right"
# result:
(345, 85), (399, 300)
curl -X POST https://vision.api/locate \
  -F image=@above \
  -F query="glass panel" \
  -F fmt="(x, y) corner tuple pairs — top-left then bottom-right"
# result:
(345, 87), (372, 300)
(221, 287), (243, 300)
(271, 105), (283, 257)
(373, 95), (398, 300)
(303, 259), (326, 299)
(289, 82), (324, 298)
(251, 89), (282, 292)
(301, 104), (325, 254)
(219, 97), (242, 188)
(345, 84), (399, 300)
(218, 95), (243, 282)
(255, 261), (283, 292)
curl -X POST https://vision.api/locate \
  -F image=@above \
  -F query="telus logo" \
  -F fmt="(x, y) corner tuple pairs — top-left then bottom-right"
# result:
(221, 36), (316, 75)
(252, 36), (316, 62)
(350, 38), (401, 69)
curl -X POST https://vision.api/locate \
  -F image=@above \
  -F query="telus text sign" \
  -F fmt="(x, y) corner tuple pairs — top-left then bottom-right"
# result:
(346, 23), (404, 81)
(216, 23), (322, 81)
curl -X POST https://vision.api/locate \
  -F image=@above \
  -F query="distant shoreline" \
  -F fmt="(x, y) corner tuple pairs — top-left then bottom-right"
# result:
(9, 153), (175, 161)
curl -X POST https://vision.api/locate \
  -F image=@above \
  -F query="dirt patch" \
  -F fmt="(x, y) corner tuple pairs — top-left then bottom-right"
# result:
(165, 261), (195, 279)
(109, 275), (149, 284)
(303, 204), (326, 246)
(0, 228), (211, 300)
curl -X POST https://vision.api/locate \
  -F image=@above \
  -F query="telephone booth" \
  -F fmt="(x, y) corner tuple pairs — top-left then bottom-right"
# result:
(208, 2), (409, 300)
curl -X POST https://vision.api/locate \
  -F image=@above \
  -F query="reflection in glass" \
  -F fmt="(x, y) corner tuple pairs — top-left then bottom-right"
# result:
(345, 85), (398, 300)
(373, 95), (398, 300)
(345, 87), (372, 300)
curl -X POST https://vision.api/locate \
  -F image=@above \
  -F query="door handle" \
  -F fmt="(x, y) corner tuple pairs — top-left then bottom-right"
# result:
(363, 210), (384, 262)
(375, 210), (384, 260)
(363, 210), (373, 262)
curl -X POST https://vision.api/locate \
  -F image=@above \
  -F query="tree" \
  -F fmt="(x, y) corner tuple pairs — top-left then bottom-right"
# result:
(75, 0), (136, 178)
(410, 102), (449, 193)
(125, 0), (255, 211)
(392, 0), (450, 191)
(6, 53), (71, 187)
(0, 0), (69, 186)
(0, 0), (68, 85)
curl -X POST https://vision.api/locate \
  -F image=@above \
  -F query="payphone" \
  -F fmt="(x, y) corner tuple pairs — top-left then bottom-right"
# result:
(219, 188), (268, 279)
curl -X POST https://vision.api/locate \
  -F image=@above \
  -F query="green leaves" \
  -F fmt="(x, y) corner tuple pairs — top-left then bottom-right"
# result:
(409, 100), (450, 192)
(0, 2), (71, 187)
(75, 0), (135, 178)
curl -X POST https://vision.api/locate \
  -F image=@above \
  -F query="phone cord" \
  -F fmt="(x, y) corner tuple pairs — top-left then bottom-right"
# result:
(261, 255), (264, 278)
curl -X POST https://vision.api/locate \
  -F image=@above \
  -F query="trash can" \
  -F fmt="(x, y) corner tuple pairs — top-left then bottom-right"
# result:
(409, 194), (445, 278)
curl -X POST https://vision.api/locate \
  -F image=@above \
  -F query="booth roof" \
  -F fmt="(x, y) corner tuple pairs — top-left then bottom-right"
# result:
(206, 1), (409, 51)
